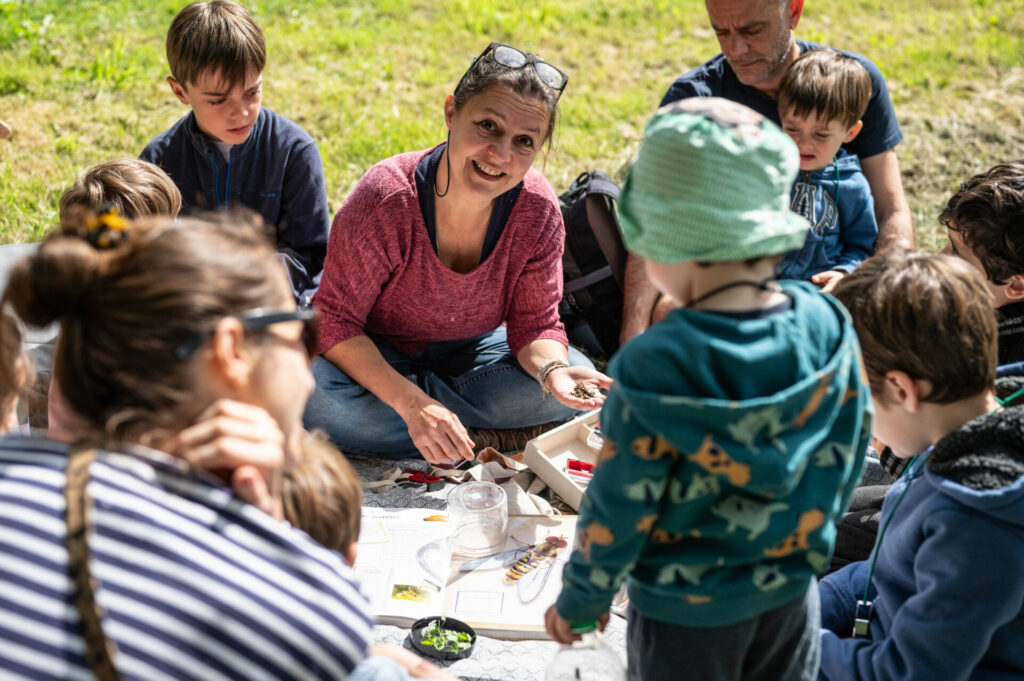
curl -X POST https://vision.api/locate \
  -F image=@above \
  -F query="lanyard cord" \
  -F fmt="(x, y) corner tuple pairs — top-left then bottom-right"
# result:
(834, 155), (840, 217)
(863, 388), (1022, 603)
(688, 277), (782, 309)
(989, 385), (1024, 414)
(862, 453), (919, 603)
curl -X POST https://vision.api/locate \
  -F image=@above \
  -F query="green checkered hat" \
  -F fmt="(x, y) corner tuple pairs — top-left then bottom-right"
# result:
(617, 97), (809, 263)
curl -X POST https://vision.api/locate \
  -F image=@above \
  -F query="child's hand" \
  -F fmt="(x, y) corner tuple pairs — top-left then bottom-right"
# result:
(544, 605), (610, 644)
(811, 269), (846, 293)
(544, 605), (578, 644)
(367, 644), (462, 680)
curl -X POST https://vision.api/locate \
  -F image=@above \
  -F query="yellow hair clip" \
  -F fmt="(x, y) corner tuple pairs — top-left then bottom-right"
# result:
(82, 206), (128, 249)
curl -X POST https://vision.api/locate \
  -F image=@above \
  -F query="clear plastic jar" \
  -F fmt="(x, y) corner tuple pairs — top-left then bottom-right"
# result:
(546, 621), (626, 681)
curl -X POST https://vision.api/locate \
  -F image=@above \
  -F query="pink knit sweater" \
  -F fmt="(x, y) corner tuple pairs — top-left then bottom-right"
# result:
(313, 148), (568, 357)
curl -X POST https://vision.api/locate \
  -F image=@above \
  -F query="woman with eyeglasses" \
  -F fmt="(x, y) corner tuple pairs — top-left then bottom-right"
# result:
(306, 43), (612, 464)
(0, 213), (376, 679)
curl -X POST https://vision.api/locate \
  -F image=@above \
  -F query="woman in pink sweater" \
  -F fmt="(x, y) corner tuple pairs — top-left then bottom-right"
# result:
(305, 43), (611, 464)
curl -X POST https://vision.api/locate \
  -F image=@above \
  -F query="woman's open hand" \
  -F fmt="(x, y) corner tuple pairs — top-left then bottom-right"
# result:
(545, 365), (613, 411)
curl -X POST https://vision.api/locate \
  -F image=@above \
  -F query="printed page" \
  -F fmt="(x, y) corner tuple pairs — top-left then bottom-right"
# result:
(443, 514), (578, 640)
(355, 507), (453, 626)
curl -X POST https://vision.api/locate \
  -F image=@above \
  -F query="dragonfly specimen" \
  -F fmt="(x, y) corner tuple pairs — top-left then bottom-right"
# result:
(458, 535), (569, 603)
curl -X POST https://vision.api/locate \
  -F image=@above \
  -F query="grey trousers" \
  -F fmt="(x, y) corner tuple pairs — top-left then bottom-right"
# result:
(626, 581), (820, 681)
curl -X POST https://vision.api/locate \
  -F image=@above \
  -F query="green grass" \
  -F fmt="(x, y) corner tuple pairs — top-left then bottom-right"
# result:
(1, 0), (1022, 246)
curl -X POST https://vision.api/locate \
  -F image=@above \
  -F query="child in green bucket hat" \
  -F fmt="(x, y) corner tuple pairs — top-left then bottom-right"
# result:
(546, 97), (873, 681)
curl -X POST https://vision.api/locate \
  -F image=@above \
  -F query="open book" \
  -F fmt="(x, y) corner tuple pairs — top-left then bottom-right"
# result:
(355, 507), (578, 640)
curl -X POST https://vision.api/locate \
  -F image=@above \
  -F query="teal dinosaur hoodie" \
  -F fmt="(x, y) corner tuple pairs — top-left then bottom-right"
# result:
(556, 281), (873, 627)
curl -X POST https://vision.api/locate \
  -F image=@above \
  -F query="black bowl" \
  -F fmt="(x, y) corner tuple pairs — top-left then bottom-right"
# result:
(408, 616), (477, 661)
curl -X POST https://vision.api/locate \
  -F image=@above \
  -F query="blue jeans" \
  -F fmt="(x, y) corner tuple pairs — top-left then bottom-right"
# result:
(303, 327), (590, 458)
(626, 580), (821, 681)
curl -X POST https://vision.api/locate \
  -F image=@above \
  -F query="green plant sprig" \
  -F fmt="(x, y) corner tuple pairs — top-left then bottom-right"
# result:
(419, 617), (472, 652)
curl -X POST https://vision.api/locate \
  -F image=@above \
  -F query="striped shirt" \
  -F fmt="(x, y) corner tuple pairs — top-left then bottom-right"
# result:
(0, 435), (372, 680)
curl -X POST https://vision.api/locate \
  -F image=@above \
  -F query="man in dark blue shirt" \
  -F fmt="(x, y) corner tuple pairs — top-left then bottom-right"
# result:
(622, 0), (913, 341)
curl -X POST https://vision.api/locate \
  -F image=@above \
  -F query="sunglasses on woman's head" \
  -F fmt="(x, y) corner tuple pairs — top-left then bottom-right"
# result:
(457, 42), (568, 96)
(175, 307), (320, 360)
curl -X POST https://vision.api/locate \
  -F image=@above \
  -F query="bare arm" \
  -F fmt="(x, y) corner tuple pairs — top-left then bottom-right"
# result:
(620, 253), (660, 344)
(367, 644), (462, 680)
(620, 253), (681, 343)
(860, 149), (914, 251)
(322, 336), (474, 464)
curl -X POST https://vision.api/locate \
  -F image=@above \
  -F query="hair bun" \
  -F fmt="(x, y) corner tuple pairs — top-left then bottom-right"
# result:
(3, 236), (104, 328)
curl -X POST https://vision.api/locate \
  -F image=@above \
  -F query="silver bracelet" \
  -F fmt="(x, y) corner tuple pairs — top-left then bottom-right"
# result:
(536, 359), (570, 394)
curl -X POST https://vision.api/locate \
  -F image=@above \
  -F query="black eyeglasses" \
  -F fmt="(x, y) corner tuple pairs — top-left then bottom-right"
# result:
(457, 42), (568, 96)
(175, 307), (320, 360)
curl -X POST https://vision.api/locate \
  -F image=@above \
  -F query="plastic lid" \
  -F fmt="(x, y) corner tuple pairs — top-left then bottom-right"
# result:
(447, 481), (506, 511)
(569, 620), (597, 634)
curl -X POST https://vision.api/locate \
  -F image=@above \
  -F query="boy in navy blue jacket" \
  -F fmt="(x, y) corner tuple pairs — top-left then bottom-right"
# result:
(141, 0), (328, 306)
(775, 49), (877, 293)
(820, 250), (1024, 680)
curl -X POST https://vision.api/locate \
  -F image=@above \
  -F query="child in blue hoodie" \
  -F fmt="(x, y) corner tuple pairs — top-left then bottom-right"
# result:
(545, 97), (873, 681)
(141, 0), (329, 306)
(821, 250), (1024, 680)
(776, 49), (877, 293)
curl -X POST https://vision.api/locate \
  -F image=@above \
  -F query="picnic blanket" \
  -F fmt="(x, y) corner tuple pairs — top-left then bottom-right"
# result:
(348, 452), (628, 681)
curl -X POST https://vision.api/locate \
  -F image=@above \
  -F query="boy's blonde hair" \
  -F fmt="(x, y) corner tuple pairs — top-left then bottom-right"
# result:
(59, 158), (182, 223)
(778, 49), (871, 130)
(281, 432), (363, 554)
(166, 0), (265, 89)
(832, 250), (997, 404)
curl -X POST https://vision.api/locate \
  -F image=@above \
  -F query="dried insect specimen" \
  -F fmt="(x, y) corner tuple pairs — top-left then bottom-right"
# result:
(571, 384), (596, 399)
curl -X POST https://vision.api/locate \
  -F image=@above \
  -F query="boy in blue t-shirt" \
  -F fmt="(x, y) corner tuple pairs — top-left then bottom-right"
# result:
(545, 97), (872, 681)
(775, 49), (877, 292)
(141, 0), (329, 306)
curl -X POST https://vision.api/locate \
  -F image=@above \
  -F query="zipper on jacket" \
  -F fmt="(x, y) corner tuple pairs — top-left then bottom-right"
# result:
(209, 149), (233, 210)
(211, 152), (221, 210)
(224, 147), (233, 208)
